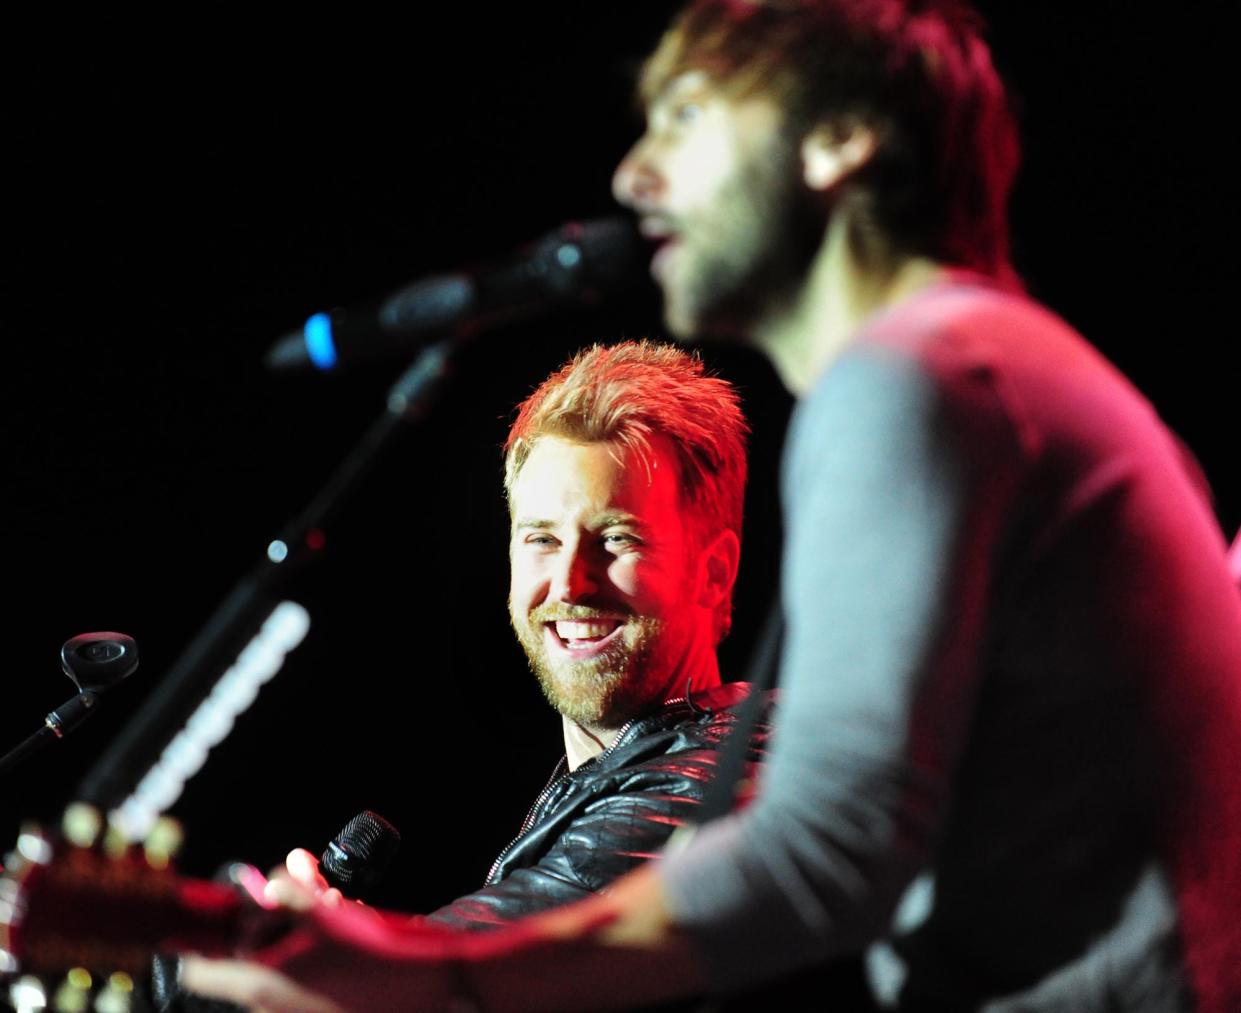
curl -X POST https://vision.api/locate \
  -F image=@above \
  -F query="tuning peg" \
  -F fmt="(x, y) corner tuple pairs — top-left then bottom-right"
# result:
(51, 967), (92, 1012)
(93, 972), (134, 1013)
(61, 804), (103, 850)
(15, 825), (53, 867)
(7, 974), (48, 1013)
(101, 823), (130, 862)
(143, 818), (184, 872)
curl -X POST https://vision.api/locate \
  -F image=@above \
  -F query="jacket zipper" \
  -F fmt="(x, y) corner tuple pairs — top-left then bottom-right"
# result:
(483, 699), (691, 885)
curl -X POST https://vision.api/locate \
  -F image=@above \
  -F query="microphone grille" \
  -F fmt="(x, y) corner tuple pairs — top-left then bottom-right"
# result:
(562, 217), (643, 293)
(320, 809), (401, 896)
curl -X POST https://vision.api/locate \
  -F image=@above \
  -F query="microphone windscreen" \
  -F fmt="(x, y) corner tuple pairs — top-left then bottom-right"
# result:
(320, 810), (401, 899)
(569, 216), (644, 292)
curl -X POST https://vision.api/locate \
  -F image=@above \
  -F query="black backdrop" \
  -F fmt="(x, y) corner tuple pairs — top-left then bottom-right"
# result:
(4, 5), (1236, 916)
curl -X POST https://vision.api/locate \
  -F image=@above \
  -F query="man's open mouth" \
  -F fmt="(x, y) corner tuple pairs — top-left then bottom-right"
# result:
(650, 237), (680, 281)
(545, 618), (625, 653)
(639, 218), (681, 282)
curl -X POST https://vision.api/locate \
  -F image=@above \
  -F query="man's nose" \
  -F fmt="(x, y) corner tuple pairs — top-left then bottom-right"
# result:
(613, 137), (662, 211)
(552, 545), (601, 602)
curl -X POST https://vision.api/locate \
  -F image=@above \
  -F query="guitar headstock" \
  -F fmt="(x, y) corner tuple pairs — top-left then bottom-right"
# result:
(0, 805), (241, 988)
(6, 964), (137, 1013)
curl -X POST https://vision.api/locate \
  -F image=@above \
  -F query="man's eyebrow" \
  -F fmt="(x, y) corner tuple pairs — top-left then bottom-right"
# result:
(654, 70), (711, 107)
(512, 513), (646, 531)
(513, 518), (555, 531)
(593, 512), (644, 529)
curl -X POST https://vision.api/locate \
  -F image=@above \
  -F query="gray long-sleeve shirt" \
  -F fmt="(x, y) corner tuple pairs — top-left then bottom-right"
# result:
(659, 277), (1241, 1011)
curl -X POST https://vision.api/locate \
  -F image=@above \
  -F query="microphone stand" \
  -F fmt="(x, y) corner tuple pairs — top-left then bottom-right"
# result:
(0, 693), (101, 779)
(73, 339), (462, 834)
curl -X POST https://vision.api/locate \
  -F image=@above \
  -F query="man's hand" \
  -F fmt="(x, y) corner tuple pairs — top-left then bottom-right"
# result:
(179, 955), (347, 1013)
(175, 849), (367, 1011)
(263, 848), (345, 910)
(180, 898), (462, 1012)
(177, 852), (347, 1012)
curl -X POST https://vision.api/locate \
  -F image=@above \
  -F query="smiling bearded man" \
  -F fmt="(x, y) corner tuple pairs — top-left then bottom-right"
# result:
(507, 433), (706, 732)
(401, 336), (757, 919)
(166, 339), (768, 1008)
(406, 339), (767, 928)
(503, 342), (748, 765)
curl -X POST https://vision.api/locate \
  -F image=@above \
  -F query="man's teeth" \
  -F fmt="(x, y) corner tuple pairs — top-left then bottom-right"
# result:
(554, 620), (620, 641)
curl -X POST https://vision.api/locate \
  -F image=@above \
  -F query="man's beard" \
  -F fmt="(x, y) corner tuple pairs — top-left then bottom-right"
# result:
(665, 130), (823, 340)
(509, 602), (683, 729)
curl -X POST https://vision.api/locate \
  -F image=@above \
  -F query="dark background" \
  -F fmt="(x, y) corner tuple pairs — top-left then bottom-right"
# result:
(3, 5), (1235, 916)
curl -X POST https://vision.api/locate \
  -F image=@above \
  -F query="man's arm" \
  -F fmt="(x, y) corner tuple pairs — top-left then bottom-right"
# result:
(182, 863), (703, 1012)
(425, 786), (697, 928)
(272, 756), (725, 933)
(428, 706), (765, 928)
(654, 346), (988, 989)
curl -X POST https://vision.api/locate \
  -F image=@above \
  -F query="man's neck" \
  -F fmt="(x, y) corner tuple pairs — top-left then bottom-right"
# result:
(754, 216), (946, 397)
(563, 718), (622, 771)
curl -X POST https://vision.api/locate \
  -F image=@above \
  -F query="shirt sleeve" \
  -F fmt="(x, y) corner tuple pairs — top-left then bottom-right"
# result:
(658, 346), (982, 990)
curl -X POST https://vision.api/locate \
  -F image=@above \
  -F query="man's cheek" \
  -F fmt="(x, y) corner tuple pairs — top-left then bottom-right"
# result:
(509, 564), (543, 607)
(607, 560), (646, 599)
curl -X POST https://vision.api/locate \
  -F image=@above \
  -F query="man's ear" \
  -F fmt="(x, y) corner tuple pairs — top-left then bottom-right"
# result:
(696, 529), (741, 610)
(801, 123), (878, 192)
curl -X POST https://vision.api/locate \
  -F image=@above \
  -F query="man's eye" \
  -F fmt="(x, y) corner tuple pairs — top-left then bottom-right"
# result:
(604, 533), (639, 548)
(671, 100), (702, 126)
(524, 534), (559, 548)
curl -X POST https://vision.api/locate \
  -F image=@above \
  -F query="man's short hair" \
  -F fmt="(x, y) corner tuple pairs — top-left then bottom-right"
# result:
(640, 0), (1021, 281)
(504, 340), (749, 641)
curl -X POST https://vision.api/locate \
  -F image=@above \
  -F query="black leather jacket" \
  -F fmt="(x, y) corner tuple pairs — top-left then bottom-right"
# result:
(426, 681), (768, 929)
(149, 682), (769, 1012)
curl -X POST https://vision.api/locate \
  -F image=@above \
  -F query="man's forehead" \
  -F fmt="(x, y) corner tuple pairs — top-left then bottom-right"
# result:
(509, 436), (681, 515)
(654, 69), (715, 106)
(646, 67), (736, 117)
(646, 66), (789, 140)
(516, 438), (661, 487)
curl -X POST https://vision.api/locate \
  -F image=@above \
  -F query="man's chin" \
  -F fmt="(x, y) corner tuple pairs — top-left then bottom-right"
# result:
(520, 615), (670, 726)
(537, 664), (626, 727)
(662, 295), (753, 346)
(660, 299), (697, 342)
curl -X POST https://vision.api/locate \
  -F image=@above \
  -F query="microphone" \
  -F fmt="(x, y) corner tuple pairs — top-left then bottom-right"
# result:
(60, 632), (140, 693)
(148, 811), (401, 1009)
(0, 633), (139, 779)
(45, 632), (140, 740)
(266, 217), (642, 372)
(319, 809), (401, 900)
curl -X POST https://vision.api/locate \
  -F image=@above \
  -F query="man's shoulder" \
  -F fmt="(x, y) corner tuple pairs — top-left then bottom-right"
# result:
(854, 275), (1090, 381)
(684, 680), (753, 713)
(595, 681), (770, 773)
(484, 683), (773, 892)
(803, 273), (1158, 478)
(630, 680), (763, 734)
